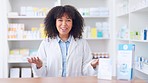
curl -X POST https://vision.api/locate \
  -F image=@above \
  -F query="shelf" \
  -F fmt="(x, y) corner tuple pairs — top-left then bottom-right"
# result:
(117, 12), (129, 17)
(8, 16), (45, 19)
(85, 38), (110, 40)
(8, 38), (43, 41)
(83, 16), (109, 18)
(135, 67), (148, 75)
(131, 5), (148, 13)
(8, 60), (28, 63)
(130, 40), (148, 43)
(117, 38), (130, 41)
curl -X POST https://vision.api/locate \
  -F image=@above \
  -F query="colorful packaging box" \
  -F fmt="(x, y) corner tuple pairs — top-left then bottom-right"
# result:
(117, 44), (135, 80)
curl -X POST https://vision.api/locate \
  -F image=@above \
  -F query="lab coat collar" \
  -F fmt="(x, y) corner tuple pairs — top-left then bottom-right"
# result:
(67, 36), (77, 61)
(57, 35), (72, 43)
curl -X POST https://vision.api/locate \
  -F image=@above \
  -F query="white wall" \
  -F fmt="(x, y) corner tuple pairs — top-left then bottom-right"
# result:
(0, 0), (9, 78)
(0, 0), (3, 78)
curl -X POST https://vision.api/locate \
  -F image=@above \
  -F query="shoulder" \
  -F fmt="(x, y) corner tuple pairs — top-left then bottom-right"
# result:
(40, 38), (55, 46)
(74, 38), (88, 45)
(74, 38), (91, 51)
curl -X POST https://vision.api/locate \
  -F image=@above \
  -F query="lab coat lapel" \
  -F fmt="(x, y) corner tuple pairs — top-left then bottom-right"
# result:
(52, 39), (62, 58)
(67, 37), (77, 61)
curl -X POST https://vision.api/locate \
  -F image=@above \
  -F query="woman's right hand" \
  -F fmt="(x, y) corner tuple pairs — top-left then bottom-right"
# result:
(27, 57), (43, 69)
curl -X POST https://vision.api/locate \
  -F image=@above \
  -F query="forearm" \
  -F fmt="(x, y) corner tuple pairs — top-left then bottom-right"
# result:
(32, 64), (47, 77)
(83, 62), (97, 76)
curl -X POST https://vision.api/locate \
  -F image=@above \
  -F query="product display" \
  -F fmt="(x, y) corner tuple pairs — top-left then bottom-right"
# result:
(116, 0), (148, 79)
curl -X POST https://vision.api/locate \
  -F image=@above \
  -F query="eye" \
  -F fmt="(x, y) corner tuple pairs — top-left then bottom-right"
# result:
(67, 19), (72, 22)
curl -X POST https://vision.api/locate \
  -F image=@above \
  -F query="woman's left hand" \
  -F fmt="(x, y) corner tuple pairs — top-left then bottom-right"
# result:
(91, 59), (99, 68)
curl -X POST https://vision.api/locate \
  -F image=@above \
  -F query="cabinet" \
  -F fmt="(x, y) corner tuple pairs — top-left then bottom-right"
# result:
(5, 0), (114, 78)
(115, 0), (148, 79)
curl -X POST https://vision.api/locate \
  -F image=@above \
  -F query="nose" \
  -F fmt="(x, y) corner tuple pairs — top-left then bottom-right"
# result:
(62, 21), (66, 26)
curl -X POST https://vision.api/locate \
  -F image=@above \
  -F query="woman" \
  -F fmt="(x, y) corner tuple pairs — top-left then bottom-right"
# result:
(27, 5), (98, 77)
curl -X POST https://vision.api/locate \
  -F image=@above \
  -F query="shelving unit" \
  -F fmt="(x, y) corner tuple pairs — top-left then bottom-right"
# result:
(130, 0), (148, 79)
(6, 0), (57, 78)
(116, 0), (148, 79)
(3, 0), (114, 78)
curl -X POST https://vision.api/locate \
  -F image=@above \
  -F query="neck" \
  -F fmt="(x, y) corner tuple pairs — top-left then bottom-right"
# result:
(59, 34), (69, 42)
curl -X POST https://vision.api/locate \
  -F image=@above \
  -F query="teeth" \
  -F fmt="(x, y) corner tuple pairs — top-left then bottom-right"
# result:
(61, 28), (66, 30)
(61, 28), (66, 32)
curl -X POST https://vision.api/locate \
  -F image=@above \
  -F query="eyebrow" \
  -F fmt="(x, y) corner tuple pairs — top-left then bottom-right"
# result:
(57, 17), (72, 19)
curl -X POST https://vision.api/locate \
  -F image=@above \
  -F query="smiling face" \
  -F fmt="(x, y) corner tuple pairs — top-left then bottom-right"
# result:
(56, 13), (72, 38)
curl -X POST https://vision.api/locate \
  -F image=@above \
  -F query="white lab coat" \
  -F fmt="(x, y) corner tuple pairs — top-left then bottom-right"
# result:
(32, 36), (96, 77)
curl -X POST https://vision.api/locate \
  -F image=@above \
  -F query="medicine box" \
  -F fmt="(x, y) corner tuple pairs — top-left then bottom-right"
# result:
(98, 58), (112, 80)
(117, 44), (135, 80)
(10, 68), (20, 78)
(21, 68), (32, 78)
